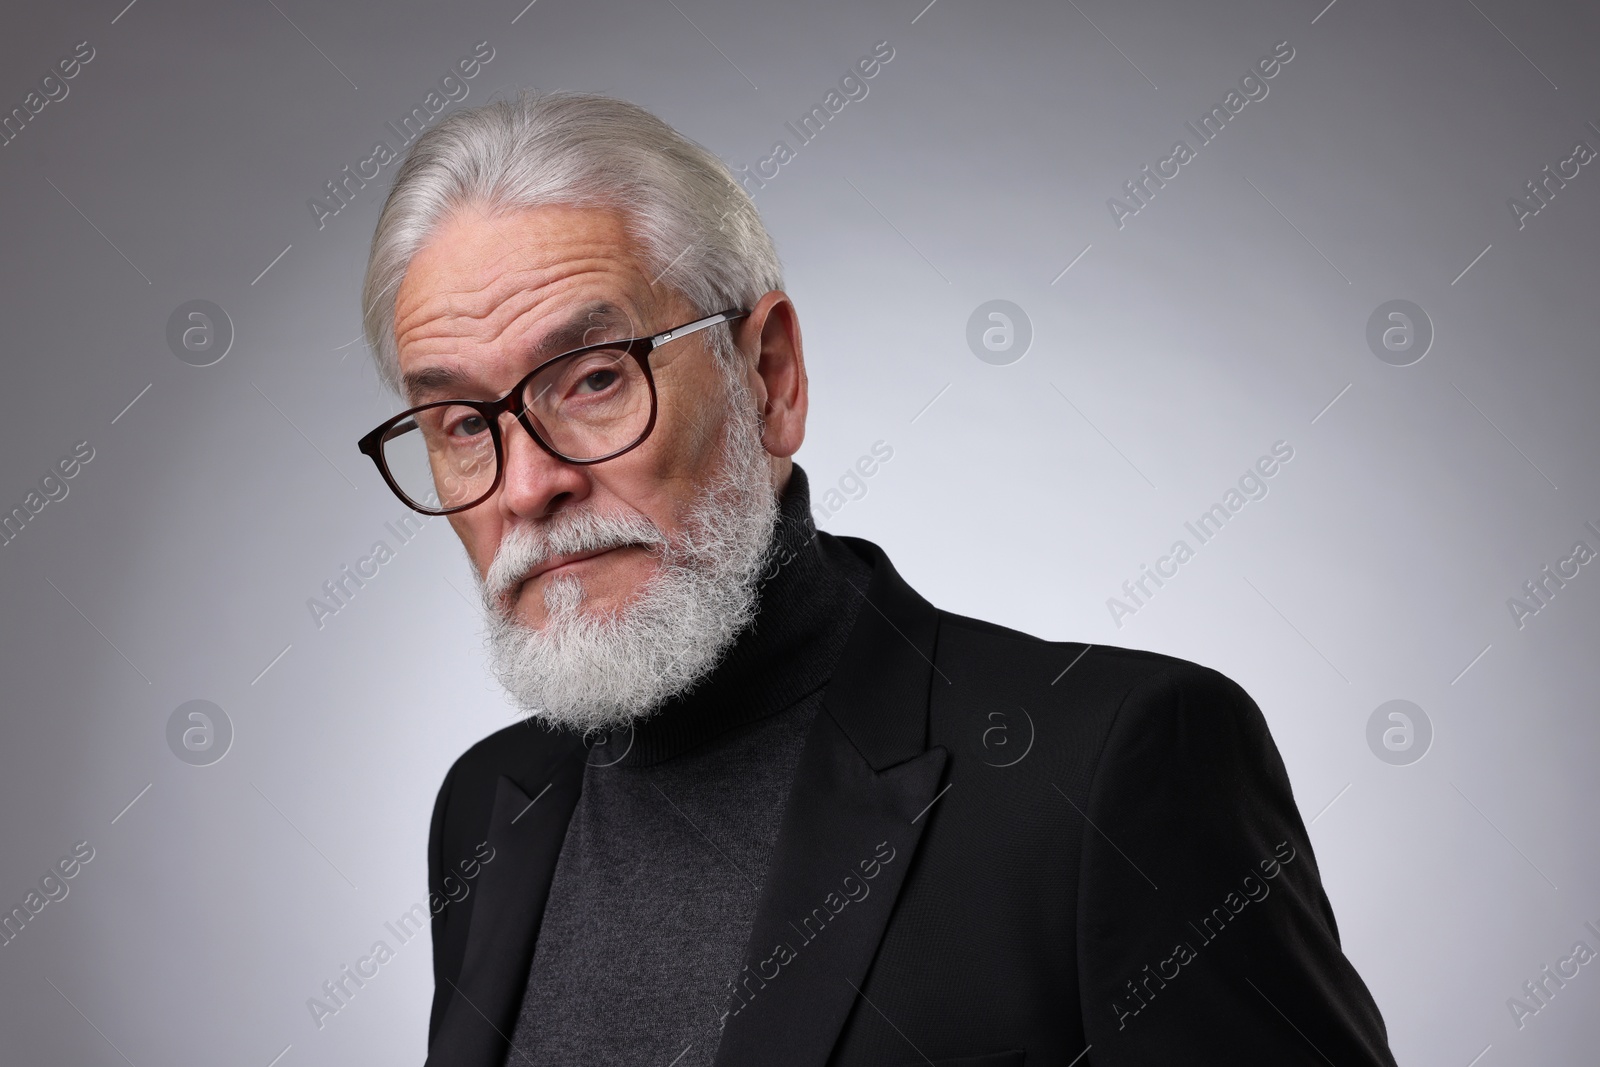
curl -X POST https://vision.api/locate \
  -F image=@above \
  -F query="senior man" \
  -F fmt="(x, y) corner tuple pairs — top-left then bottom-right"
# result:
(355, 91), (1396, 1067)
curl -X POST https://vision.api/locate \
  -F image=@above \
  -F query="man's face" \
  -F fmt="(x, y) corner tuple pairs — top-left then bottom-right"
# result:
(392, 203), (761, 629)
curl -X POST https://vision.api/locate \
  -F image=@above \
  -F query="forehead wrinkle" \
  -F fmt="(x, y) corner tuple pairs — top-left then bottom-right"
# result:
(398, 287), (659, 408)
(399, 212), (642, 325)
(392, 205), (665, 402)
(395, 260), (551, 346)
(400, 296), (636, 404)
(397, 266), (645, 362)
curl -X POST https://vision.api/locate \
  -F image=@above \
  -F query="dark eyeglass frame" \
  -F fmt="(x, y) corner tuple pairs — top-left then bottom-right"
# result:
(358, 307), (751, 516)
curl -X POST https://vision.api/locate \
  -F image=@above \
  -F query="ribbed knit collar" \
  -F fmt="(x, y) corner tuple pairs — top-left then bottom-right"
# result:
(583, 462), (868, 768)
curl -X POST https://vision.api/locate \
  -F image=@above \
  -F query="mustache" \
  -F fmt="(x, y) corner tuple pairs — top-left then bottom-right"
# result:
(481, 506), (669, 603)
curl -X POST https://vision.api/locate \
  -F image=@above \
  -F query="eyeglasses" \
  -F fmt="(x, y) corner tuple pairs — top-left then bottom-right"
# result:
(358, 307), (751, 516)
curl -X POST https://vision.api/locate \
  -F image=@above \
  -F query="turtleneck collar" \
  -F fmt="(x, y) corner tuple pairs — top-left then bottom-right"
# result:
(583, 462), (870, 768)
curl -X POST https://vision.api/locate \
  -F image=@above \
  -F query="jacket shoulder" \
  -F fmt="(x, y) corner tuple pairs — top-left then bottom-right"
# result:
(928, 607), (1269, 793)
(934, 606), (1238, 707)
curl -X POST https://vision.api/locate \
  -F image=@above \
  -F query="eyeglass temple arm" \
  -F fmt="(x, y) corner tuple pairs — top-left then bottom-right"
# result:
(650, 308), (750, 345)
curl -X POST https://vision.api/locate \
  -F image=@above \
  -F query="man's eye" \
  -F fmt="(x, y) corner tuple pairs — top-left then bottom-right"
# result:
(576, 369), (618, 394)
(450, 413), (489, 438)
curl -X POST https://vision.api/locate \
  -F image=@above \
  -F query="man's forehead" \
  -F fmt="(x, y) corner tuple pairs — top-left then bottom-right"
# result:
(394, 205), (650, 329)
(391, 205), (666, 394)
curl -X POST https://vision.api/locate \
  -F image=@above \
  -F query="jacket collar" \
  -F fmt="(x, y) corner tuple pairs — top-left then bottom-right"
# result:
(816, 533), (948, 768)
(710, 533), (950, 1066)
(426, 533), (949, 1067)
(426, 746), (585, 1066)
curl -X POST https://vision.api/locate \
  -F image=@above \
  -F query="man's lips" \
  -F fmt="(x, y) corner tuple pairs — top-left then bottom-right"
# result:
(516, 545), (621, 591)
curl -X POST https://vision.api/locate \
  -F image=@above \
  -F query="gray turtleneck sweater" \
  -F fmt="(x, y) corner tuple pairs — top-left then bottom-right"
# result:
(506, 464), (872, 1066)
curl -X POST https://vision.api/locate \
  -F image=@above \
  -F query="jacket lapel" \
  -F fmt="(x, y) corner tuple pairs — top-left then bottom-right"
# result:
(426, 748), (586, 1067)
(712, 535), (951, 1067)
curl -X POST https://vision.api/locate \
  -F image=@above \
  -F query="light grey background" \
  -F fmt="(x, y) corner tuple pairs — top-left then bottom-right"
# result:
(2, 0), (1596, 1063)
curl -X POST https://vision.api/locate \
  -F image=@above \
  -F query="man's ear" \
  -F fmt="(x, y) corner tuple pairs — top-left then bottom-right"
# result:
(741, 290), (807, 459)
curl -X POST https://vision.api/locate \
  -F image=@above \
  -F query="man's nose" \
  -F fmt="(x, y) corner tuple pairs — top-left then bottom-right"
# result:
(495, 410), (591, 520)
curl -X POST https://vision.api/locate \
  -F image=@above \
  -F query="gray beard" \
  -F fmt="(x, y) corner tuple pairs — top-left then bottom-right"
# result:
(473, 368), (779, 736)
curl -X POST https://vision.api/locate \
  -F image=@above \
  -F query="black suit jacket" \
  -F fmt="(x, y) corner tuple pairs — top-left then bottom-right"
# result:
(423, 533), (1397, 1066)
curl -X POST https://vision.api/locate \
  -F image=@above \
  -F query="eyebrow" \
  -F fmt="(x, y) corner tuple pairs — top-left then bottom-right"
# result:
(401, 300), (631, 404)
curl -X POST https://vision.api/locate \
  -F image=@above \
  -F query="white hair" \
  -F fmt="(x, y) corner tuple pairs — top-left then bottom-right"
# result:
(361, 89), (783, 392)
